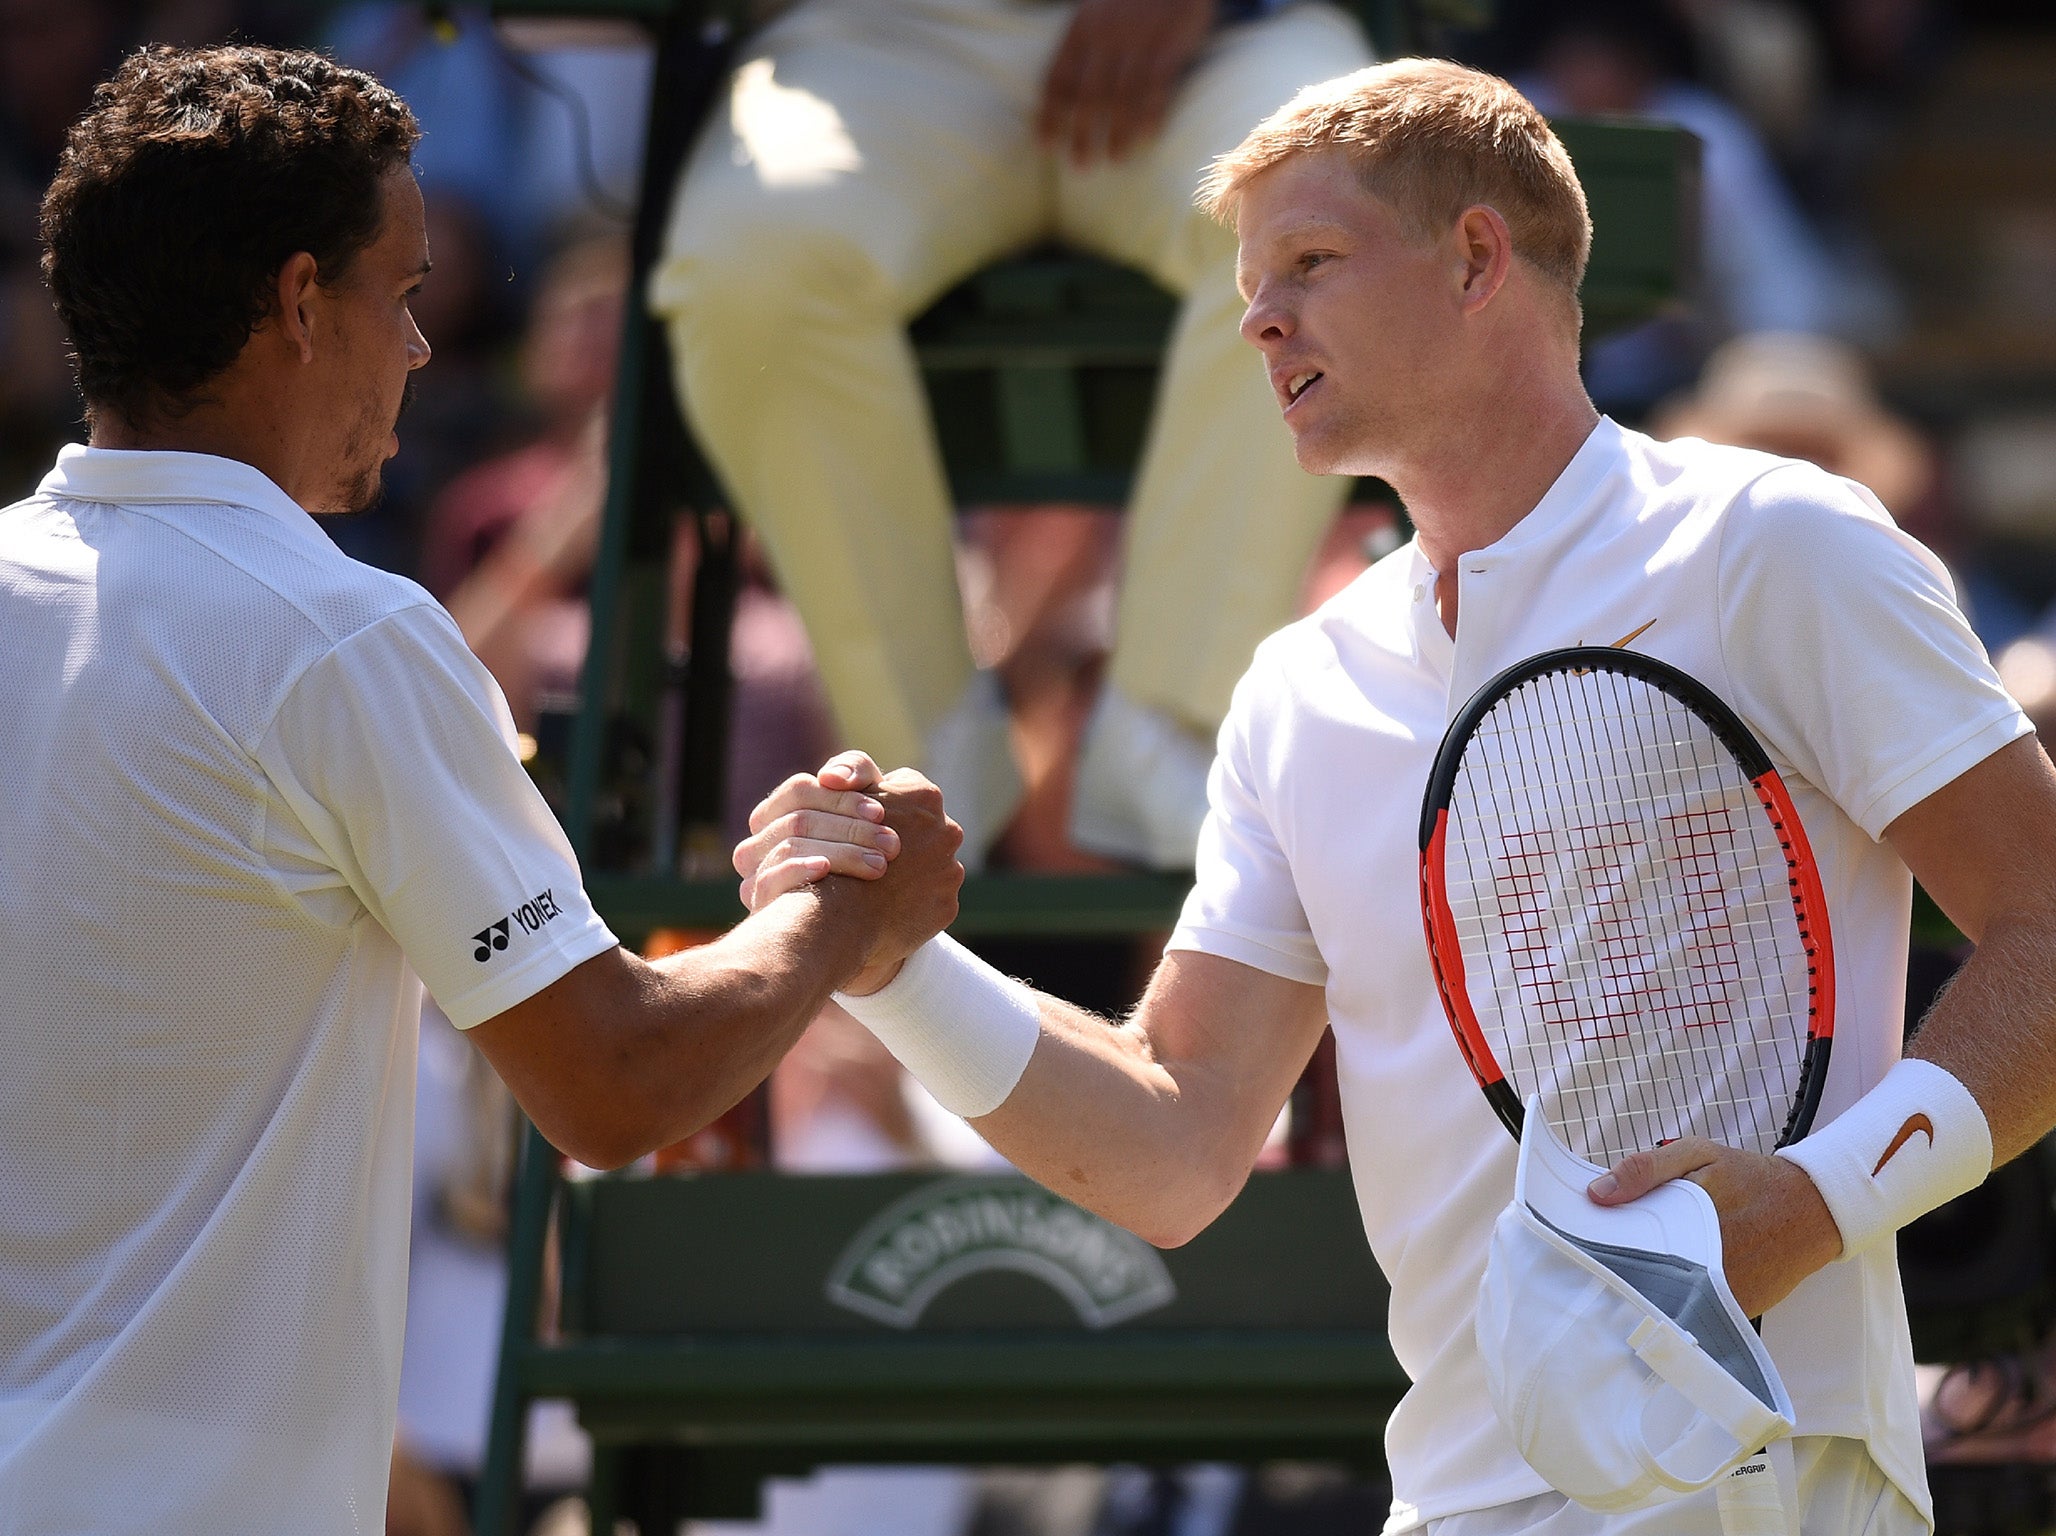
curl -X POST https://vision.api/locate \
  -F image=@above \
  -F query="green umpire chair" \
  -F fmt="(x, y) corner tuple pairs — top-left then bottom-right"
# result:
(471, 0), (1701, 1529)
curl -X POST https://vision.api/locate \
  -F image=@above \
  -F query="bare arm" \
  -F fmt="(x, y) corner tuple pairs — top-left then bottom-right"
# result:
(470, 777), (961, 1169)
(967, 949), (1329, 1246)
(1885, 734), (2056, 1163)
(740, 757), (1329, 1246)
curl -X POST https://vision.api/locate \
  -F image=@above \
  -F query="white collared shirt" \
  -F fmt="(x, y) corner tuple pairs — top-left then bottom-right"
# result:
(1170, 419), (2029, 1531)
(0, 447), (615, 1531)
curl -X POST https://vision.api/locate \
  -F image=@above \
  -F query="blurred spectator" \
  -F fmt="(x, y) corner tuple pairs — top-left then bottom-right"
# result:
(1799, 0), (1950, 231)
(1653, 331), (1932, 515)
(1996, 635), (2056, 745)
(652, 0), (1374, 871)
(1650, 330), (2035, 648)
(313, 8), (654, 584)
(426, 231), (627, 722)
(0, 0), (124, 488)
(323, 5), (650, 269)
(1502, 0), (1860, 412)
(1676, 0), (1824, 157)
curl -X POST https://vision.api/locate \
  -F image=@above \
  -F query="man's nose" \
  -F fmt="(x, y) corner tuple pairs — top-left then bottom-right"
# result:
(1239, 289), (1293, 350)
(407, 316), (432, 370)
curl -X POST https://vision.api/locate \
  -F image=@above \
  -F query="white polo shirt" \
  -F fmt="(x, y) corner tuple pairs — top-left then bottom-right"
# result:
(0, 447), (616, 1532)
(1170, 419), (2029, 1532)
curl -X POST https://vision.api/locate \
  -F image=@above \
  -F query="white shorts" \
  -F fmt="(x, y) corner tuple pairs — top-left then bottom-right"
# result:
(1423, 1437), (1925, 1536)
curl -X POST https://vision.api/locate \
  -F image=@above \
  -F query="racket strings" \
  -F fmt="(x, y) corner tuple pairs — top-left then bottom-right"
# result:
(1445, 668), (1811, 1165)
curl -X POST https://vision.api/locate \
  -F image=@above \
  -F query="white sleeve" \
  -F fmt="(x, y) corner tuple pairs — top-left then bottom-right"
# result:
(1165, 650), (1328, 987)
(256, 604), (618, 1028)
(1718, 466), (2032, 839)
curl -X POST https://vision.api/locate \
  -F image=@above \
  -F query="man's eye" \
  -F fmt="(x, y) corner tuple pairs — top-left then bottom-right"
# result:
(1299, 252), (1331, 272)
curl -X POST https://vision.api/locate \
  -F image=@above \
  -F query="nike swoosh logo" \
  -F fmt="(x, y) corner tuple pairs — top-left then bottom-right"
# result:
(1873, 1113), (1936, 1176)
(1610, 619), (1657, 649)
(1570, 619), (1657, 673)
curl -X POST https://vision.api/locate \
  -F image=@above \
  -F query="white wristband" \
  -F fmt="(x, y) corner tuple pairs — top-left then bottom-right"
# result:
(1775, 1057), (1992, 1259)
(832, 935), (1042, 1119)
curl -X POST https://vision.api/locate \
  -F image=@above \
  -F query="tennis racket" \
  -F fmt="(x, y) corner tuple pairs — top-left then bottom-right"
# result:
(1418, 647), (1834, 1167)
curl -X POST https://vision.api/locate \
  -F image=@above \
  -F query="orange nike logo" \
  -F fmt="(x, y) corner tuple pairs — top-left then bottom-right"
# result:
(1570, 620), (1657, 673)
(1873, 1114), (1935, 1176)
(1610, 619), (1657, 649)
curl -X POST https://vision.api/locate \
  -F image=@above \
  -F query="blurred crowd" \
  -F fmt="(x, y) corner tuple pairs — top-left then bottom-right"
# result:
(7, 0), (2056, 1533)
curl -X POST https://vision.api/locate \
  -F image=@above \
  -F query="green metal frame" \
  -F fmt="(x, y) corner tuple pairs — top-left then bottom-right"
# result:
(485, 1168), (1406, 1531)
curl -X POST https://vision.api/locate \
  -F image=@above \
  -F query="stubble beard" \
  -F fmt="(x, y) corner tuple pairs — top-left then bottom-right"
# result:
(338, 462), (387, 518)
(333, 380), (416, 517)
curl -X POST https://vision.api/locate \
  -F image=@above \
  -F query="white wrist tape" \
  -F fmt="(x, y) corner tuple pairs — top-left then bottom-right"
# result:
(1775, 1057), (1992, 1259)
(833, 935), (1042, 1119)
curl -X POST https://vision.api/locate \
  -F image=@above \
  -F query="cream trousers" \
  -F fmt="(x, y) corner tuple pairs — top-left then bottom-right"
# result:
(651, 0), (1371, 768)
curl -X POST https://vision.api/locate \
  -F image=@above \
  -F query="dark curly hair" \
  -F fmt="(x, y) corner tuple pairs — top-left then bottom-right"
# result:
(40, 45), (420, 430)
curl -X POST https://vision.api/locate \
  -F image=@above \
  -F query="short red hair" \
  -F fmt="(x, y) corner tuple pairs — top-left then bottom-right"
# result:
(1199, 59), (1592, 302)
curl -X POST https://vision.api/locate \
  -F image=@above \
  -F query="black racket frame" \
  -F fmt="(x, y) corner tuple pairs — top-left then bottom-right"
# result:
(1417, 646), (1834, 1155)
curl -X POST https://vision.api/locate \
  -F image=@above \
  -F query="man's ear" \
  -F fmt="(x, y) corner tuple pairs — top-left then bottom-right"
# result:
(1454, 204), (1514, 316)
(270, 252), (322, 364)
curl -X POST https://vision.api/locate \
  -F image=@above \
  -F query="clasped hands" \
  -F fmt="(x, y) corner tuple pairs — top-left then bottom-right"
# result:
(733, 750), (959, 995)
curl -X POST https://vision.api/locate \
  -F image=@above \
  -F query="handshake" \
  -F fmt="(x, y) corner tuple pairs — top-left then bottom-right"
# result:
(731, 750), (965, 996)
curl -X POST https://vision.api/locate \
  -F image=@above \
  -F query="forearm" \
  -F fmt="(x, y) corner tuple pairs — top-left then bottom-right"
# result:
(623, 891), (870, 1148)
(972, 996), (1263, 1247)
(839, 944), (1317, 1247)
(1905, 902), (2056, 1166)
(1770, 738), (2056, 1264)
(1766, 898), (2056, 1271)
(486, 886), (871, 1169)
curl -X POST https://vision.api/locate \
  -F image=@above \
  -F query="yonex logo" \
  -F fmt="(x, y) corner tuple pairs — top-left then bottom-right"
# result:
(471, 889), (564, 963)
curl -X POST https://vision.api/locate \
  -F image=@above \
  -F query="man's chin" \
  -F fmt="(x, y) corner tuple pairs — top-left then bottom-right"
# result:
(1289, 418), (1383, 480)
(321, 466), (388, 519)
(1290, 436), (1355, 478)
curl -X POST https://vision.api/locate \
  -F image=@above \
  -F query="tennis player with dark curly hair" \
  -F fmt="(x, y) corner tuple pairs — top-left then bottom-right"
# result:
(1, 46), (962, 1530)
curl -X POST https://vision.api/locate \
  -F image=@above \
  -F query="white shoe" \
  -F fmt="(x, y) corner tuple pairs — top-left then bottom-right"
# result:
(1069, 685), (1215, 870)
(923, 671), (1023, 872)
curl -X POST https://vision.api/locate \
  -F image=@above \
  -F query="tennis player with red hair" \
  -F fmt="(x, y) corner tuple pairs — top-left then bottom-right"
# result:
(743, 60), (2056, 1534)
